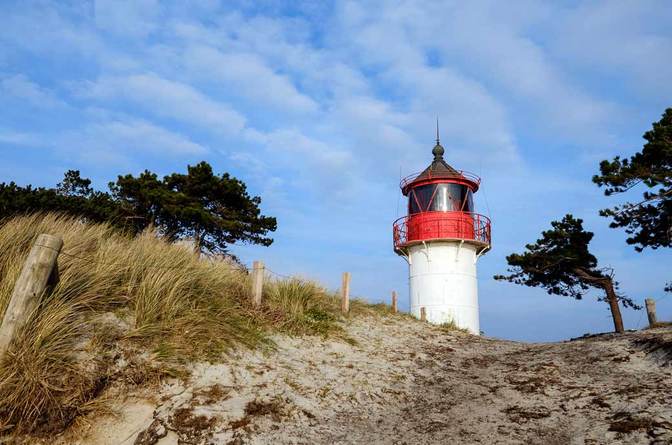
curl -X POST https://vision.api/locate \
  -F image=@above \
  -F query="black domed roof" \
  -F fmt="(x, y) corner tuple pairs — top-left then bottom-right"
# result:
(419, 141), (462, 180)
(400, 139), (480, 194)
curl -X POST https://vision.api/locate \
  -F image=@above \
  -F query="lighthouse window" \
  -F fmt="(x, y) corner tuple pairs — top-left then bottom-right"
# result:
(465, 188), (474, 212)
(409, 183), (474, 213)
(432, 185), (452, 211)
(409, 184), (435, 214)
(430, 184), (472, 212)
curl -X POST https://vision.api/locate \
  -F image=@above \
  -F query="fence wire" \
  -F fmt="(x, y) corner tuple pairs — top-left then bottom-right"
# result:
(241, 262), (293, 280)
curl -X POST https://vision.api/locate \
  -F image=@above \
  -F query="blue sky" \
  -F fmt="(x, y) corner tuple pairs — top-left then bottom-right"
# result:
(1, 0), (671, 341)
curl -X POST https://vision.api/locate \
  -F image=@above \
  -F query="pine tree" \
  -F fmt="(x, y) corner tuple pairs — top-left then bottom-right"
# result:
(495, 215), (640, 333)
(593, 108), (672, 252)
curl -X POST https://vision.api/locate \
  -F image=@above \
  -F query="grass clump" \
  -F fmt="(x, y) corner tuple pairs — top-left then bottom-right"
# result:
(438, 320), (470, 334)
(0, 214), (267, 433)
(263, 278), (341, 336)
(0, 213), (395, 436)
(261, 278), (399, 337)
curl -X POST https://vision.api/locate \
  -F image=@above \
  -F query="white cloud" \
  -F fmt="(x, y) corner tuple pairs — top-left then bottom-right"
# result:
(184, 46), (318, 113)
(258, 128), (352, 168)
(84, 118), (207, 155)
(0, 74), (65, 108)
(432, 3), (618, 136)
(48, 118), (208, 162)
(81, 73), (246, 135)
(333, 0), (618, 144)
(551, 0), (672, 99)
(94, 0), (160, 38)
(0, 129), (42, 146)
(391, 64), (520, 166)
(2, 115), (206, 161)
(173, 13), (371, 100)
(0, 4), (102, 56)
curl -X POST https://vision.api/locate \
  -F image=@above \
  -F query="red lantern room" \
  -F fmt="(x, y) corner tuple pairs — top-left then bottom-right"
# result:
(393, 134), (492, 254)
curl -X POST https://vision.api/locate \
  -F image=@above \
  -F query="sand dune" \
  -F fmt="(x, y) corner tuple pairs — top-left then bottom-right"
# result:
(60, 317), (672, 445)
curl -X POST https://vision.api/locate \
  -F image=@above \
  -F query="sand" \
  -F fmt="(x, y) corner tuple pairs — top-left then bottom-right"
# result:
(61, 317), (672, 444)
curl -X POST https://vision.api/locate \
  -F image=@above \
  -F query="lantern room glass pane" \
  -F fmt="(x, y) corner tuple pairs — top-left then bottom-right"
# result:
(409, 185), (434, 213)
(432, 184), (451, 211)
(409, 183), (473, 214)
(465, 188), (474, 212)
(409, 190), (422, 214)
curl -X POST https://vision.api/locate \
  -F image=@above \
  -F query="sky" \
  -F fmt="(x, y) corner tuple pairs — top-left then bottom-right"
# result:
(1, 0), (671, 342)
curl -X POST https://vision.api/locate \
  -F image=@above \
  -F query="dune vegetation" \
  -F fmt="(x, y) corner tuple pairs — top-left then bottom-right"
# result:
(0, 213), (392, 436)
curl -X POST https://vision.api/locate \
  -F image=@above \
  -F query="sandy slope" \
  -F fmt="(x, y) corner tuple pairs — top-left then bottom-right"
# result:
(63, 317), (672, 445)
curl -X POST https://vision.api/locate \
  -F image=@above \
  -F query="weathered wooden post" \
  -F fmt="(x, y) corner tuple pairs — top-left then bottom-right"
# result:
(251, 261), (265, 307)
(341, 272), (351, 314)
(645, 298), (657, 327)
(391, 291), (398, 313)
(420, 306), (427, 322)
(0, 234), (63, 358)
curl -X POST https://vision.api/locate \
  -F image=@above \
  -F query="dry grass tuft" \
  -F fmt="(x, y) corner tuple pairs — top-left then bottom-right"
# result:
(0, 214), (266, 433)
(438, 320), (470, 334)
(0, 213), (393, 436)
(262, 278), (342, 336)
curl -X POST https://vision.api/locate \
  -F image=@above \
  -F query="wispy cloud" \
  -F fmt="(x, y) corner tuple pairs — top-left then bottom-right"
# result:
(184, 46), (319, 113)
(80, 118), (208, 156)
(0, 74), (66, 108)
(32, 117), (210, 167)
(551, 0), (672, 100)
(94, 0), (160, 39)
(0, 128), (42, 146)
(79, 73), (246, 135)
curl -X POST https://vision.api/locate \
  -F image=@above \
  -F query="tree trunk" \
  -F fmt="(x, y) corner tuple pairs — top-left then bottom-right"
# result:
(193, 230), (202, 255)
(573, 268), (625, 334)
(194, 229), (203, 256)
(602, 277), (625, 334)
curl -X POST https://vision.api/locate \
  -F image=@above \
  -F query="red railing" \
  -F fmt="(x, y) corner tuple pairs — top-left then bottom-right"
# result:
(400, 170), (481, 191)
(393, 211), (491, 250)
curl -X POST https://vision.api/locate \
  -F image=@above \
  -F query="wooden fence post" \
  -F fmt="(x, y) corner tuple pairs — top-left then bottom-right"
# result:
(341, 272), (351, 314)
(391, 291), (398, 313)
(251, 261), (264, 307)
(645, 298), (657, 327)
(0, 234), (63, 358)
(420, 307), (427, 322)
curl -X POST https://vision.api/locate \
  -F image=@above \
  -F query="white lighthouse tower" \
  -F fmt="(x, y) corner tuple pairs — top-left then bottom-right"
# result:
(393, 132), (491, 334)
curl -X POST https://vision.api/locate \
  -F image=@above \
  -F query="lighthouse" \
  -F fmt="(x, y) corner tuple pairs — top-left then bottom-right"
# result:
(393, 132), (491, 334)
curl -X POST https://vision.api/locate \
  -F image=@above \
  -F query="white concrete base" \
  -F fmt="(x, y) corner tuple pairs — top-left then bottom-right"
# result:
(407, 241), (480, 335)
